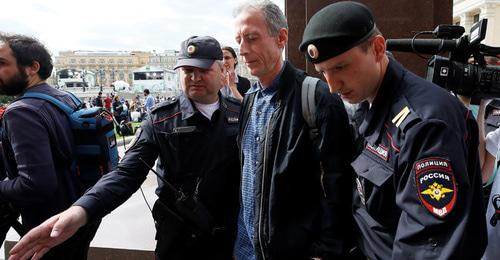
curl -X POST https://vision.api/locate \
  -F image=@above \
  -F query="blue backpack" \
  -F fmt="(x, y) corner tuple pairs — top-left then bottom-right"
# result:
(20, 92), (119, 191)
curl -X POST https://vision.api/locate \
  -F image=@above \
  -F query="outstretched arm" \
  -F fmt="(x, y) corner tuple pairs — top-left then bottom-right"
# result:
(9, 206), (88, 260)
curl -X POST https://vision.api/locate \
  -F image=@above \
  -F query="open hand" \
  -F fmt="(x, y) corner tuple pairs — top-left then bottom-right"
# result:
(9, 206), (88, 260)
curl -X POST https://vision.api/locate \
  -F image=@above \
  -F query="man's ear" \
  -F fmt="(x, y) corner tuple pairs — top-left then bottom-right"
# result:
(276, 28), (288, 49)
(372, 35), (386, 62)
(25, 61), (40, 77)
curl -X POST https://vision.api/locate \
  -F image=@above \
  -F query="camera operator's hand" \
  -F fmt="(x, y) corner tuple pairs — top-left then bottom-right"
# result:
(9, 206), (88, 260)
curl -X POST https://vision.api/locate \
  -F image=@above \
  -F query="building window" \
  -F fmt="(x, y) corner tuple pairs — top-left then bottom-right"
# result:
(118, 59), (124, 64)
(90, 59), (96, 63)
(99, 58), (105, 63)
(473, 13), (480, 23)
(127, 59), (133, 64)
(70, 59), (76, 64)
(109, 59), (114, 64)
(80, 59), (86, 63)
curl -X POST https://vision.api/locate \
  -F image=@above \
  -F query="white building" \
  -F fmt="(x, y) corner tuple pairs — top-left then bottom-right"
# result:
(454, 0), (500, 46)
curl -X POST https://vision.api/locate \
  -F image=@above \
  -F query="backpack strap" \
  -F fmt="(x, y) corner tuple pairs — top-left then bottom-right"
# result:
(20, 92), (75, 115)
(301, 76), (320, 140)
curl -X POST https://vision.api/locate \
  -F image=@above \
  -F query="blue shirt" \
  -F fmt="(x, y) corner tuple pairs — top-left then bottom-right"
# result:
(234, 69), (283, 260)
(144, 95), (155, 112)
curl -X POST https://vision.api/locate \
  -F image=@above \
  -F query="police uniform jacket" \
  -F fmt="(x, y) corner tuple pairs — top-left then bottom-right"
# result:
(238, 61), (355, 259)
(351, 57), (487, 259)
(75, 93), (241, 257)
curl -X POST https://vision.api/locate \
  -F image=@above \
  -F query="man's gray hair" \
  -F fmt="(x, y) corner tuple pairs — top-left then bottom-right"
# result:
(233, 0), (288, 37)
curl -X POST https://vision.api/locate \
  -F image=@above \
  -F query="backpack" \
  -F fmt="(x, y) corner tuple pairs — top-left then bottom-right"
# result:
(301, 76), (320, 141)
(19, 92), (119, 190)
(301, 75), (360, 143)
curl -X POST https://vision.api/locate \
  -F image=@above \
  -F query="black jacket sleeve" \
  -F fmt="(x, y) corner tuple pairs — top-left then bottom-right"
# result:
(74, 114), (159, 222)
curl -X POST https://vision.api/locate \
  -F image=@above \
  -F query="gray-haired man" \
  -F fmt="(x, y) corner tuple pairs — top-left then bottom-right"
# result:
(233, 1), (355, 259)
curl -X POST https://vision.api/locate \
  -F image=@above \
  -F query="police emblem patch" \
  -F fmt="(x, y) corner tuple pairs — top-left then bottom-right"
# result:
(307, 44), (319, 59)
(415, 157), (456, 218)
(187, 45), (196, 55)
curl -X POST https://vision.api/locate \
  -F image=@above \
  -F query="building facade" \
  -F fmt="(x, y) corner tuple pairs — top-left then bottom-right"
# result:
(54, 50), (151, 87)
(54, 47), (257, 91)
(454, 0), (500, 46)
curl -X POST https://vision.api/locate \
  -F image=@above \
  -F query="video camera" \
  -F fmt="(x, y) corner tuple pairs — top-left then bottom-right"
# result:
(386, 19), (500, 99)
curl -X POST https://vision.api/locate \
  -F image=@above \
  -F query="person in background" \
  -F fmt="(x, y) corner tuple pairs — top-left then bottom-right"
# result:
(300, 1), (486, 259)
(103, 93), (112, 112)
(93, 91), (103, 107)
(468, 55), (500, 259)
(143, 88), (155, 113)
(221, 46), (250, 102)
(112, 94), (124, 123)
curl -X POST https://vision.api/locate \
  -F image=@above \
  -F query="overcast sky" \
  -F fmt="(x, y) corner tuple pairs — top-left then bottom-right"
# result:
(1, 0), (284, 56)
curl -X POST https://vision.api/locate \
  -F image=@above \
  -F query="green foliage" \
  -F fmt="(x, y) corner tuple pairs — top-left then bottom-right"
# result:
(0, 95), (14, 105)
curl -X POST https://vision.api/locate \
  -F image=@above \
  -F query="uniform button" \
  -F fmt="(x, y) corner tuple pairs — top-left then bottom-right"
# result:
(255, 161), (259, 166)
(256, 136), (260, 142)
(428, 238), (438, 247)
(256, 111), (262, 116)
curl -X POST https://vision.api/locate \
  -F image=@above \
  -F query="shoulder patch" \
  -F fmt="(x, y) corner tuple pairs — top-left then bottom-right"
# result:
(391, 97), (421, 132)
(414, 157), (456, 218)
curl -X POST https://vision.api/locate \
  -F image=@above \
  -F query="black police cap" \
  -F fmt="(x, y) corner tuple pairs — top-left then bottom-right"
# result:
(174, 36), (223, 70)
(299, 1), (376, 64)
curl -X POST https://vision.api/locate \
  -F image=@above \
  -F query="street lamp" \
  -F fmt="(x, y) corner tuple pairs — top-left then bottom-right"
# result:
(98, 69), (104, 92)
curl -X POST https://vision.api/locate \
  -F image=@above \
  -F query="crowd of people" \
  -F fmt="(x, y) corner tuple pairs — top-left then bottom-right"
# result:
(83, 89), (174, 128)
(1, 0), (500, 260)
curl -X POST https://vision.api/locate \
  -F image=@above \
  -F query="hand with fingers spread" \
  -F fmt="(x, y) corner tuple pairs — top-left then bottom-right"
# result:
(9, 206), (88, 260)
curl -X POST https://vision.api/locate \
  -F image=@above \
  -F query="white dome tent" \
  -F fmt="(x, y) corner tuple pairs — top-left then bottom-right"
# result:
(112, 80), (131, 92)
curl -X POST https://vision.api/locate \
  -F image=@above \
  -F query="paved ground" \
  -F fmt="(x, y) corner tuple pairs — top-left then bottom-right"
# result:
(1, 145), (158, 258)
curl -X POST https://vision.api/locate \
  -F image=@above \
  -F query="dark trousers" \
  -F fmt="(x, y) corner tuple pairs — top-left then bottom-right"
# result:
(155, 233), (234, 260)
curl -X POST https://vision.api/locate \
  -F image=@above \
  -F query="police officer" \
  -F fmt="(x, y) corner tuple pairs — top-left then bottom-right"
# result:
(10, 36), (241, 260)
(300, 1), (486, 259)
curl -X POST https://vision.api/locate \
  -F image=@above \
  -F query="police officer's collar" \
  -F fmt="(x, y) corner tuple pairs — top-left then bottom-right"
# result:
(179, 93), (198, 120)
(358, 56), (404, 144)
(180, 92), (229, 120)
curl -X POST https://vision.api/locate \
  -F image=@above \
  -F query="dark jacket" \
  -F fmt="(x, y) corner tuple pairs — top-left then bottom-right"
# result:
(237, 75), (251, 95)
(351, 57), (487, 259)
(238, 62), (355, 259)
(0, 83), (98, 259)
(0, 84), (80, 229)
(75, 93), (241, 259)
